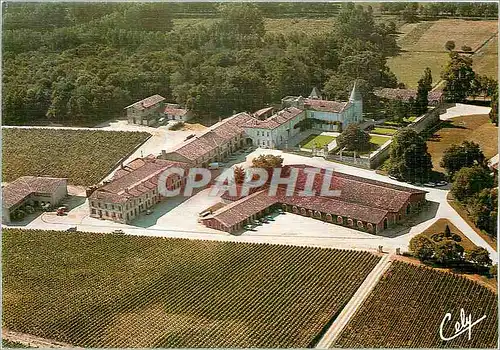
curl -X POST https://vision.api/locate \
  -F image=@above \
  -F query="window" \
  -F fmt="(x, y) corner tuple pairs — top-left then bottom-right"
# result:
(105, 211), (109, 217)
(111, 204), (114, 210)
(91, 209), (96, 214)
(267, 140), (270, 146)
(98, 202), (101, 208)
(91, 201), (95, 207)
(117, 206), (121, 211)
(267, 132), (269, 137)
(257, 131), (260, 136)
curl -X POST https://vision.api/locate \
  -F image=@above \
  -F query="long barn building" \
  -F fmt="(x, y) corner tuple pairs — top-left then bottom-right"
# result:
(201, 165), (427, 234)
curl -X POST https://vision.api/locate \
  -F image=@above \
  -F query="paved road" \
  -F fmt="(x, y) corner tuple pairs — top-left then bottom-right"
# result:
(316, 254), (393, 348)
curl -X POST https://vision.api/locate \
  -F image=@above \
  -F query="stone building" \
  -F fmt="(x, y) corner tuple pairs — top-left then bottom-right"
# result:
(2, 176), (67, 224)
(164, 103), (193, 122)
(201, 165), (427, 234)
(281, 83), (363, 132)
(88, 157), (188, 223)
(125, 94), (166, 126)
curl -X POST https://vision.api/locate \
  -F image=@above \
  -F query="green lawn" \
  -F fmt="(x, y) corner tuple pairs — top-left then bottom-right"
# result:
(370, 135), (391, 147)
(300, 134), (335, 149)
(371, 127), (398, 136)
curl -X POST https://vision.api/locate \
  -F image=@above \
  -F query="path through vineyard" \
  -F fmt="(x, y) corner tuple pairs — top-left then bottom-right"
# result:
(316, 254), (393, 349)
(2, 329), (80, 348)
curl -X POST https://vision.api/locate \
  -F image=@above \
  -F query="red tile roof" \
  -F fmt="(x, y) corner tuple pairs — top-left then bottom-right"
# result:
(165, 112), (255, 162)
(125, 94), (165, 110)
(304, 98), (348, 113)
(253, 106), (274, 119)
(206, 164), (426, 228)
(242, 107), (304, 130)
(2, 176), (67, 208)
(164, 107), (188, 117)
(90, 158), (188, 203)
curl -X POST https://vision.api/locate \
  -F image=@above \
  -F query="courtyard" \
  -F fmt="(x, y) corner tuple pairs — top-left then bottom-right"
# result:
(300, 133), (336, 150)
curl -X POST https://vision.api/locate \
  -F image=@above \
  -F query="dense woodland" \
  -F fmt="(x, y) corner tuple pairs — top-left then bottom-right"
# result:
(2, 2), (400, 125)
(2, 2), (497, 126)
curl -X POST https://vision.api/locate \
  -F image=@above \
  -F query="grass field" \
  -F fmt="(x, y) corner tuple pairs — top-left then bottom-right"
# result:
(426, 115), (498, 172)
(335, 261), (498, 348)
(2, 340), (29, 348)
(388, 19), (498, 87)
(371, 127), (398, 136)
(370, 135), (391, 147)
(473, 34), (498, 78)
(2, 229), (381, 348)
(300, 134), (335, 149)
(2, 128), (150, 186)
(419, 218), (477, 252)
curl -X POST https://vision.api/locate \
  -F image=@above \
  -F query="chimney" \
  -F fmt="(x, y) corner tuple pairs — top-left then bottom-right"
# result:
(218, 116), (222, 123)
(120, 162), (124, 169)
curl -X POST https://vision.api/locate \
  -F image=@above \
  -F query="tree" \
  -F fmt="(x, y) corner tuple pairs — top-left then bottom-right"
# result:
(489, 264), (497, 279)
(434, 240), (464, 265)
(468, 188), (498, 237)
(465, 247), (492, 267)
(336, 124), (371, 152)
(233, 166), (246, 184)
(409, 236), (435, 261)
(451, 166), (494, 202)
(445, 40), (456, 51)
(414, 67), (432, 116)
(387, 99), (412, 123)
(440, 141), (486, 176)
(251, 154), (284, 169)
(388, 128), (433, 182)
(490, 85), (498, 125)
(442, 52), (475, 102)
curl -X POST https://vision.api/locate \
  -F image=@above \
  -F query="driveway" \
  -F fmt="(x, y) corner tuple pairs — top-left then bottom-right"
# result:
(440, 103), (491, 120)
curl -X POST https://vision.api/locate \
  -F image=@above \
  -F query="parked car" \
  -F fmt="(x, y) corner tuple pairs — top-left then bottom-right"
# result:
(208, 162), (221, 170)
(243, 224), (256, 231)
(185, 134), (195, 141)
(199, 211), (211, 218)
(146, 209), (153, 215)
(424, 182), (436, 187)
(260, 217), (269, 223)
(276, 208), (285, 214)
(56, 208), (66, 216)
(388, 175), (400, 181)
(112, 229), (125, 234)
(253, 220), (263, 226)
(436, 180), (448, 187)
(66, 226), (77, 232)
(265, 215), (275, 221)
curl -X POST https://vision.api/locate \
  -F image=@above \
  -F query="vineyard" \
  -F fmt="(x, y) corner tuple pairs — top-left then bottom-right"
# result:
(334, 261), (498, 348)
(2, 229), (380, 348)
(2, 128), (150, 186)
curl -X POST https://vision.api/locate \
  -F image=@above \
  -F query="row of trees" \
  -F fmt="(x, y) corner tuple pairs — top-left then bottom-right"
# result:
(2, 2), (400, 126)
(440, 141), (498, 239)
(380, 2), (497, 20)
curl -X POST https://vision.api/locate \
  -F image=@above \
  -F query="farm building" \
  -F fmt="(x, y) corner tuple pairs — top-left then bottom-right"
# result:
(125, 94), (166, 126)
(160, 112), (255, 167)
(201, 165), (427, 234)
(374, 88), (444, 106)
(164, 103), (193, 122)
(2, 176), (67, 224)
(88, 157), (188, 223)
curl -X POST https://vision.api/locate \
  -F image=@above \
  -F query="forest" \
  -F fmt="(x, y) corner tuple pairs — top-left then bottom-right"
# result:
(2, 2), (495, 126)
(2, 2), (400, 125)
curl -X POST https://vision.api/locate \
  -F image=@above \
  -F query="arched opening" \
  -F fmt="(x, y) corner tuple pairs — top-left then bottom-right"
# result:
(326, 213), (332, 222)
(300, 208), (307, 215)
(307, 209), (314, 217)
(282, 204), (288, 211)
(347, 218), (354, 226)
(337, 216), (343, 224)
(383, 217), (388, 229)
(357, 221), (364, 229)
(293, 206), (298, 214)
(367, 223), (374, 232)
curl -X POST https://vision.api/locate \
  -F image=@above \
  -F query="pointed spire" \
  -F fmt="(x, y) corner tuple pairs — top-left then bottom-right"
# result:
(309, 87), (322, 100)
(349, 80), (362, 102)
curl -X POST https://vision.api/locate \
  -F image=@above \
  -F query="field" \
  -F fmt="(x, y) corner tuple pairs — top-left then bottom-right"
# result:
(334, 261), (498, 348)
(2, 229), (381, 348)
(473, 34), (499, 78)
(419, 218), (476, 252)
(300, 134), (336, 149)
(2, 128), (150, 186)
(371, 127), (397, 136)
(388, 19), (498, 87)
(426, 115), (498, 172)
